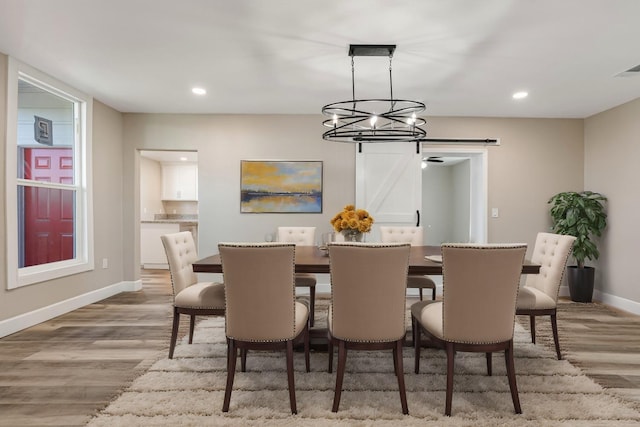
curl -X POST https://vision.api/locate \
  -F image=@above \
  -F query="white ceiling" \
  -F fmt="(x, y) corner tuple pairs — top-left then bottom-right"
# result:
(2, 0), (640, 118)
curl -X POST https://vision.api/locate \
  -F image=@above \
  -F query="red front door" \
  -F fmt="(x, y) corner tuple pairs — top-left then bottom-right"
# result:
(22, 147), (75, 267)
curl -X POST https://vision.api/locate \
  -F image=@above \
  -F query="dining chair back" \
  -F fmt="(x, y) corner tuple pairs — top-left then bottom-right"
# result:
(379, 226), (423, 245)
(161, 231), (225, 359)
(218, 242), (310, 414)
(380, 226), (436, 301)
(442, 244), (526, 343)
(517, 232), (576, 359)
(277, 226), (318, 326)
(277, 226), (316, 245)
(412, 243), (527, 416)
(327, 242), (411, 414)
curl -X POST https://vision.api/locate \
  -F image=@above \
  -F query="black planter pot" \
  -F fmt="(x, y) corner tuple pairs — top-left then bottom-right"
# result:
(567, 266), (595, 303)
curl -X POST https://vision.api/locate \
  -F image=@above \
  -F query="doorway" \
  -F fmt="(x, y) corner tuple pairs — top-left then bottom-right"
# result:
(139, 150), (199, 269)
(420, 147), (488, 244)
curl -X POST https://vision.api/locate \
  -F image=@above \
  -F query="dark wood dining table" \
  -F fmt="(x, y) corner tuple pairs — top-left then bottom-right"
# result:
(192, 245), (541, 275)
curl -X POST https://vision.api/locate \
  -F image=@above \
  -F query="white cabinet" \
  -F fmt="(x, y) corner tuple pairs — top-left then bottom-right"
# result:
(140, 222), (180, 269)
(162, 163), (198, 200)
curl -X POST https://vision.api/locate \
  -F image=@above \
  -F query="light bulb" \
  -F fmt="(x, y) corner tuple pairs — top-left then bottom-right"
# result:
(332, 114), (338, 125)
(370, 115), (378, 127)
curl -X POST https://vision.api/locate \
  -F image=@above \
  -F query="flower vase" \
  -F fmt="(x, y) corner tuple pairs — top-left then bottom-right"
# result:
(342, 229), (364, 242)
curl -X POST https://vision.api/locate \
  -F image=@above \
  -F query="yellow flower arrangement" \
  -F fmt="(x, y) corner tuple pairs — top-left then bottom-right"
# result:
(330, 204), (374, 234)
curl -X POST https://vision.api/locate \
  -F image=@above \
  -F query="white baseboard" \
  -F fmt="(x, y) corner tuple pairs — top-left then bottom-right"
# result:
(0, 279), (142, 338)
(560, 285), (640, 315)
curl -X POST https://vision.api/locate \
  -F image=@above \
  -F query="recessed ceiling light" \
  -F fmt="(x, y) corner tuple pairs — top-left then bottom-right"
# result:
(512, 91), (528, 100)
(192, 87), (206, 95)
(179, 156), (188, 161)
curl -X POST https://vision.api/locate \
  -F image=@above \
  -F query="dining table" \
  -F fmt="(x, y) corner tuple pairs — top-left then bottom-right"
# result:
(192, 245), (541, 275)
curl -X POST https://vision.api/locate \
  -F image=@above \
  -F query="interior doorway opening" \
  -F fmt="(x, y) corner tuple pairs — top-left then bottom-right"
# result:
(420, 147), (487, 244)
(139, 150), (199, 269)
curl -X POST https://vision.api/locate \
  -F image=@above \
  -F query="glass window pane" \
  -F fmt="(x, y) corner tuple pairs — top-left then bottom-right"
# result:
(18, 185), (76, 268)
(17, 79), (75, 183)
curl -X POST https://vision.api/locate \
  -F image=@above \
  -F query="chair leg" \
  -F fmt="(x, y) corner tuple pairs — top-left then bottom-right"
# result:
(414, 317), (421, 374)
(309, 287), (315, 327)
(222, 339), (237, 412)
(486, 352), (492, 376)
(168, 308), (180, 359)
(188, 315), (196, 344)
(328, 334), (334, 373)
(529, 315), (536, 344)
(445, 342), (455, 416)
(286, 340), (297, 414)
(332, 341), (347, 412)
(419, 288), (423, 301)
(550, 313), (562, 360)
(304, 324), (310, 372)
(505, 340), (522, 414)
(393, 343), (398, 376)
(240, 348), (247, 372)
(395, 340), (409, 415)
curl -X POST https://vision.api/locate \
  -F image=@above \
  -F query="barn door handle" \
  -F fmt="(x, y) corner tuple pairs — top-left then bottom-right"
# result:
(416, 210), (420, 227)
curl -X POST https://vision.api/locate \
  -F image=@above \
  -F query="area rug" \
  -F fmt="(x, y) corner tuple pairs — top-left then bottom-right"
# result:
(88, 302), (640, 426)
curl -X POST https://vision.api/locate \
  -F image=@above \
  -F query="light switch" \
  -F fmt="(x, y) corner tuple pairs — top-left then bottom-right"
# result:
(491, 208), (499, 218)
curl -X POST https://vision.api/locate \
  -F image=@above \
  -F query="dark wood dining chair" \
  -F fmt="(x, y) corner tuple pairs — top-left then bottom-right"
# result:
(218, 242), (310, 414)
(516, 232), (576, 359)
(161, 231), (225, 359)
(380, 226), (437, 301)
(327, 242), (411, 414)
(277, 226), (318, 327)
(413, 243), (527, 416)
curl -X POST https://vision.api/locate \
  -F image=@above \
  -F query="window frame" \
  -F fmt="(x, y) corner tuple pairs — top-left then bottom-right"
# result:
(5, 57), (94, 289)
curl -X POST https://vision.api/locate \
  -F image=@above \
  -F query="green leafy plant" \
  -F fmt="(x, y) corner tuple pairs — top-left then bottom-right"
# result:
(548, 191), (607, 268)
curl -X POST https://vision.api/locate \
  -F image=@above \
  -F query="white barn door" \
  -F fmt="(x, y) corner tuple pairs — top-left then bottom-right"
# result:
(355, 142), (422, 243)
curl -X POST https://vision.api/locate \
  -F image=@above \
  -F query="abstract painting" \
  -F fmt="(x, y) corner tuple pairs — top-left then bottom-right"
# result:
(240, 160), (323, 213)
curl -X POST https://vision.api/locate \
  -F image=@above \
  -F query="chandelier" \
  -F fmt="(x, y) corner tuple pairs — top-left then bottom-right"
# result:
(322, 44), (426, 143)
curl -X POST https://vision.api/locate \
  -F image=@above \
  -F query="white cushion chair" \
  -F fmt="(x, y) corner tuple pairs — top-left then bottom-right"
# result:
(516, 232), (576, 359)
(327, 242), (411, 414)
(277, 226), (318, 326)
(218, 242), (310, 414)
(380, 226), (436, 301)
(161, 231), (225, 359)
(412, 243), (527, 416)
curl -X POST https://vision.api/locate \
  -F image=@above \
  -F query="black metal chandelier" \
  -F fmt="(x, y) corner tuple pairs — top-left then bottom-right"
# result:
(322, 44), (426, 143)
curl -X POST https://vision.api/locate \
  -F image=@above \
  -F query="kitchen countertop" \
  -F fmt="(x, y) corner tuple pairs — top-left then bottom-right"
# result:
(142, 214), (198, 225)
(141, 219), (198, 225)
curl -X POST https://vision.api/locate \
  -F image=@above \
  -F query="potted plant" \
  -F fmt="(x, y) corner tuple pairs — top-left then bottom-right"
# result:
(548, 191), (607, 302)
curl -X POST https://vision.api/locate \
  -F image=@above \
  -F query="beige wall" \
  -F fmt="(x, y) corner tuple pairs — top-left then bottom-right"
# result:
(585, 97), (640, 305)
(0, 50), (126, 322)
(122, 114), (584, 282)
(424, 117), (584, 245)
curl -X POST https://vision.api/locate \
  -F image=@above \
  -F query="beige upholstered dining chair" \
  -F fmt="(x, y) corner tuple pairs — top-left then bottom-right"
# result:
(380, 226), (436, 300)
(412, 243), (527, 416)
(161, 231), (225, 359)
(218, 242), (310, 414)
(516, 232), (576, 359)
(327, 242), (411, 414)
(277, 226), (318, 326)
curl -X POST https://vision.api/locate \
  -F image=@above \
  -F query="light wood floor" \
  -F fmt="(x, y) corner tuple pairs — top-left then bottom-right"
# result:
(0, 270), (639, 426)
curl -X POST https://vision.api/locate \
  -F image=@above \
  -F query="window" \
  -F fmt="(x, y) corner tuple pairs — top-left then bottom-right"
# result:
(5, 58), (93, 289)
